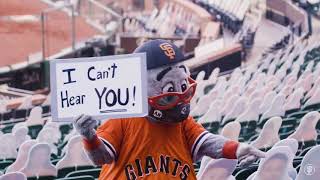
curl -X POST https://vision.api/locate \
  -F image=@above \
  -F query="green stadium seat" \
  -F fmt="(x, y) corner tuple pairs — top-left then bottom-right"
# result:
(65, 168), (101, 178)
(285, 108), (300, 116)
(51, 159), (60, 166)
(2, 111), (13, 122)
(201, 122), (211, 129)
(0, 160), (14, 170)
(239, 121), (257, 141)
(279, 117), (297, 133)
(57, 141), (68, 156)
(221, 118), (235, 128)
(287, 110), (309, 120)
(296, 164), (301, 173)
(234, 165), (258, 179)
(279, 130), (294, 139)
(1, 124), (14, 134)
(302, 103), (320, 111)
(257, 118), (267, 129)
(57, 166), (96, 178)
(27, 176), (56, 180)
(14, 109), (27, 120)
(206, 121), (220, 134)
(42, 105), (51, 116)
(298, 146), (313, 157)
(247, 134), (258, 143)
(28, 125), (43, 139)
(56, 175), (95, 180)
(59, 124), (73, 138)
(293, 157), (303, 168)
(298, 140), (316, 150)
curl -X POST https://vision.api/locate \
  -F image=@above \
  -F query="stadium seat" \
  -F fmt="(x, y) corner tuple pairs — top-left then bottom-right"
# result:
(65, 168), (101, 178)
(258, 91), (277, 116)
(279, 117), (298, 134)
(59, 124), (73, 138)
(222, 97), (248, 125)
(57, 166), (96, 179)
(220, 94), (240, 118)
(27, 176), (55, 180)
(13, 109), (28, 120)
(250, 117), (282, 149)
(221, 121), (241, 141)
(260, 93), (286, 122)
(20, 143), (57, 178)
(288, 111), (320, 144)
(2, 110), (13, 122)
(0, 172), (26, 180)
(191, 95), (212, 117)
(0, 124), (14, 134)
(6, 140), (37, 173)
(28, 125), (43, 139)
(25, 107), (44, 127)
(37, 128), (60, 155)
(197, 158), (237, 180)
(305, 77), (320, 100)
(284, 88), (304, 114)
(236, 98), (261, 123)
(239, 121), (257, 141)
(12, 126), (31, 149)
(272, 138), (299, 179)
(0, 160), (14, 171)
(42, 105), (51, 117)
(303, 86), (320, 110)
(198, 103), (221, 134)
(296, 145), (320, 180)
(56, 175), (95, 180)
(56, 135), (94, 177)
(287, 110), (309, 120)
(234, 165), (258, 180)
(0, 134), (18, 160)
(247, 146), (294, 180)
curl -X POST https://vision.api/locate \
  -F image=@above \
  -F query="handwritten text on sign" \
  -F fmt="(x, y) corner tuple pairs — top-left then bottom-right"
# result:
(50, 53), (148, 121)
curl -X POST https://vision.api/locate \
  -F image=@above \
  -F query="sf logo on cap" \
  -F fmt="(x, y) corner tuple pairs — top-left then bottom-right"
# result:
(159, 43), (175, 60)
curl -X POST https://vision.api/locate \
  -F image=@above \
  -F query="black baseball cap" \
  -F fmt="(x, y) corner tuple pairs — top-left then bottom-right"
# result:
(133, 39), (186, 70)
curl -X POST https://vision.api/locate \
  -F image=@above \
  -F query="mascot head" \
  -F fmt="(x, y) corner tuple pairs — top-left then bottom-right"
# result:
(134, 39), (197, 123)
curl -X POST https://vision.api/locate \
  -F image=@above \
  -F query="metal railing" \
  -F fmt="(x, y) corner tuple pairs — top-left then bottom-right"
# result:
(41, 4), (76, 60)
(77, 0), (123, 34)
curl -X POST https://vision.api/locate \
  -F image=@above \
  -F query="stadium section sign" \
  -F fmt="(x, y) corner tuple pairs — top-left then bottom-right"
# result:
(50, 53), (148, 122)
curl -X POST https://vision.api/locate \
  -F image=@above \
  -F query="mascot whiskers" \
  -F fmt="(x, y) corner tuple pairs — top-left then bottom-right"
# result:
(74, 39), (265, 180)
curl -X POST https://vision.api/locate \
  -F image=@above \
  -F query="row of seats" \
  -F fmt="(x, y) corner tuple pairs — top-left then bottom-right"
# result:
(190, 32), (320, 178)
(196, 0), (253, 33)
(0, 94), (51, 125)
(0, 116), (99, 179)
(123, 2), (201, 37)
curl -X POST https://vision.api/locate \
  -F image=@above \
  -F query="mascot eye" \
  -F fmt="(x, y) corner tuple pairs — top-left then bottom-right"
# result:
(181, 79), (188, 92)
(163, 83), (175, 93)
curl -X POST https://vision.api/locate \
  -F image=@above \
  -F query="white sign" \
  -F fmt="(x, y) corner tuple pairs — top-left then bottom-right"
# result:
(50, 53), (148, 122)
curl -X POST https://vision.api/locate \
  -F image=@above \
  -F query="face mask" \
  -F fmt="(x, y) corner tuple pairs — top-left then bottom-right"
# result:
(148, 103), (190, 123)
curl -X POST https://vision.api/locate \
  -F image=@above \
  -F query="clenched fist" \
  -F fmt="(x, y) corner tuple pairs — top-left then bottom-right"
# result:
(73, 114), (97, 140)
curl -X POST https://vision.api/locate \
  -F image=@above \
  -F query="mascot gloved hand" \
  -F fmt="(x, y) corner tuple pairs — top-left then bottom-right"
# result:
(73, 39), (265, 180)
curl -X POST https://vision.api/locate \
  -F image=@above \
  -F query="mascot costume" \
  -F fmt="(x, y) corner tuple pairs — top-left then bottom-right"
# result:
(74, 39), (265, 179)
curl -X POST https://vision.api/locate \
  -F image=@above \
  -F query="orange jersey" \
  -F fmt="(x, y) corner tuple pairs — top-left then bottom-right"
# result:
(96, 116), (207, 180)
